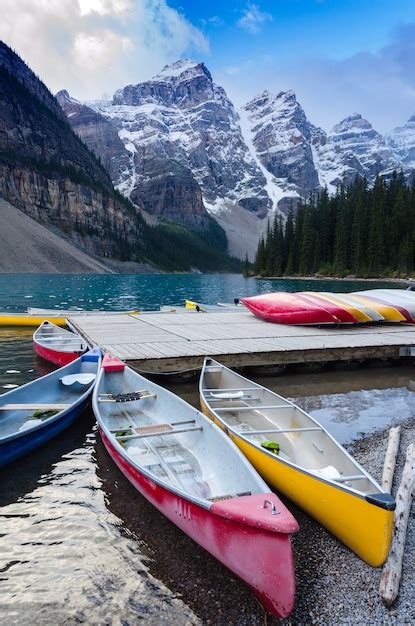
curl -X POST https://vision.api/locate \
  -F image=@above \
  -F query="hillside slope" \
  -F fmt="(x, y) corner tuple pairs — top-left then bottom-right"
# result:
(0, 199), (110, 273)
(0, 42), (237, 272)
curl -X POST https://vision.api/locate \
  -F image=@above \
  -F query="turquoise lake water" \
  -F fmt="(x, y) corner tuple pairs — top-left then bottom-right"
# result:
(1, 273), (414, 623)
(0, 273), (397, 312)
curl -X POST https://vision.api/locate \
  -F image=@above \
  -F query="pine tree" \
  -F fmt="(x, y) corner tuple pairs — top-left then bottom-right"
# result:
(242, 253), (250, 277)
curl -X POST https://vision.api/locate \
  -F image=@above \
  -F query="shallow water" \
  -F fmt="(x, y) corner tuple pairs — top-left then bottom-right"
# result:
(1, 274), (414, 623)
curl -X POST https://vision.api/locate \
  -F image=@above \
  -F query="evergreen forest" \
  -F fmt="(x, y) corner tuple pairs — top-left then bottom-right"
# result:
(252, 173), (415, 278)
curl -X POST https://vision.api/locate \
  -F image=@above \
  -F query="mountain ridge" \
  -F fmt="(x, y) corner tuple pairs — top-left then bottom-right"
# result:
(58, 58), (414, 259)
(0, 42), (239, 272)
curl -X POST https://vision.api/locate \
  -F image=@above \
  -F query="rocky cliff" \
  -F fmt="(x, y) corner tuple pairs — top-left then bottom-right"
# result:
(61, 60), (270, 254)
(57, 58), (414, 259)
(56, 90), (129, 182)
(0, 42), (238, 271)
(0, 41), (146, 261)
(314, 113), (401, 192)
(385, 115), (415, 170)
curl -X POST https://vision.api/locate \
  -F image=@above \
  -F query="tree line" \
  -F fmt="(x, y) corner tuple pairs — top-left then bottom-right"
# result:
(251, 173), (415, 278)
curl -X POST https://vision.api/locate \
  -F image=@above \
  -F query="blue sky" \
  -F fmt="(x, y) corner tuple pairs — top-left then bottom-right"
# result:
(171, 0), (415, 60)
(1, 0), (415, 132)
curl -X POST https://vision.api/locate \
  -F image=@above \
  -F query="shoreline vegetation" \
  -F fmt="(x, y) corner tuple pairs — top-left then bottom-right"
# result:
(250, 274), (414, 284)
(250, 173), (415, 281)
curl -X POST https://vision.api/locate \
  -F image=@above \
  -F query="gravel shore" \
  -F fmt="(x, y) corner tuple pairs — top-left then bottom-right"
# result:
(283, 415), (415, 625)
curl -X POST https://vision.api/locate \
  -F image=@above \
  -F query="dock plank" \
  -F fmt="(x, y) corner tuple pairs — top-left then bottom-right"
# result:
(69, 310), (415, 373)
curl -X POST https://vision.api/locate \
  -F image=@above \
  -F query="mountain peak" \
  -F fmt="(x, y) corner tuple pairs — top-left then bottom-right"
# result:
(276, 89), (296, 102)
(331, 113), (374, 135)
(153, 59), (211, 82)
(56, 89), (80, 105)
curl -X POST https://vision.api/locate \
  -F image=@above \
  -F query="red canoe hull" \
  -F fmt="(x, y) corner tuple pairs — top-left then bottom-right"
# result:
(300, 293), (359, 324)
(33, 340), (83, 366)
(242, 292), (339, 325)
(100, 429), (296, 618)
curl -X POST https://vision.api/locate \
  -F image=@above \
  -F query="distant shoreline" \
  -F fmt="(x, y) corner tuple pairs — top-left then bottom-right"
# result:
(252, 274), (413, 284)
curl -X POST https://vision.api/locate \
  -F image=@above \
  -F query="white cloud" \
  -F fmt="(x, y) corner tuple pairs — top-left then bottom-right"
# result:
(237, 3), (272, 34)
(0, 0), (209, 99)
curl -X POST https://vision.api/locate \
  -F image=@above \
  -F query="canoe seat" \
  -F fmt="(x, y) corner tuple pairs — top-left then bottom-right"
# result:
(115, 424), (203, 441)
(98, 390), (156, 402)
(60, 373), (96, 386)
(310, 465), (341, 480)
(209, 391), (244, 399)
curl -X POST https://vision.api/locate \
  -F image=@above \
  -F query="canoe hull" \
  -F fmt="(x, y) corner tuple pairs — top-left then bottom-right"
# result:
(200, 397), (393, 567)
(0, 314), (67, 327)
(242, 293), (339, 325)
(0, 398), (88, 467)
(33, 340), (83, 366)
(100, 428), (296, 618)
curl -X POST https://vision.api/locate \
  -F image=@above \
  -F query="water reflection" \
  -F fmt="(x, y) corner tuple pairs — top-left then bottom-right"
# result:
(1, 328), (415, 623)
(0, 421), (200, 625)
(165, 364), (415, 444)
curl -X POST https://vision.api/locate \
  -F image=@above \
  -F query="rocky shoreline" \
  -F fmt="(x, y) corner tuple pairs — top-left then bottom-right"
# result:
(282, 415), (415, 625)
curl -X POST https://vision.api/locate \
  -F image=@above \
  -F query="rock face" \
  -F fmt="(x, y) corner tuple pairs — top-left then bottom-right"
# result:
(314, 113), (401, 192)
(57, 58), (414, 258)
(242, 90), (320, 198)
(0, 41), (145, 261)
(89, 60), (270, 231)
(385, 116), (415, 169)
(130, 158), (208, 230)
(56, 90), (129, 182)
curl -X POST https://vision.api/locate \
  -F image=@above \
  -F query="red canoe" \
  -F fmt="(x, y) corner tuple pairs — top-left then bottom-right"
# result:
(33, 320), (87, 366)
(242, 292), (340, 325)
(93, 354), (299, 618)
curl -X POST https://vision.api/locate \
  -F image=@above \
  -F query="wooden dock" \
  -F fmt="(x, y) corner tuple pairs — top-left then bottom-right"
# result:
(68, 310), (415, 374)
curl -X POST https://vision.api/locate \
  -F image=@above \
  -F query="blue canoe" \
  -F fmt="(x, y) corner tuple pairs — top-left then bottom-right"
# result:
(0, 348), (101, 467)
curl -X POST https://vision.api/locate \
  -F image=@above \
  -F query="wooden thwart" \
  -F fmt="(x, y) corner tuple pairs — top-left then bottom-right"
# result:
(215, 405), (292, 412)
(240, 427), (321, 435)
(116, 425), (203, 440)
(110, 419), (195, 434)
(0, 403), (70, 411)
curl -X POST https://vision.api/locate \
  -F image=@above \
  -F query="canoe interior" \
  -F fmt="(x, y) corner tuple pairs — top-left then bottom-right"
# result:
(34, 321), (86, 353)
(0, 357), (98, 439)
(201, 360), (381, 497)
(95, 366), (267, 503)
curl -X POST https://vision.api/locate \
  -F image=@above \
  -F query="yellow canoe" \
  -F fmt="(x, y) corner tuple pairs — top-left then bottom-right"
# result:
(309, 292), (376, 322)
(345, 294), (406, 322)
(0, 313), (67, 327)
(185, 299), (200, 310)
(199, 358), (395, 567)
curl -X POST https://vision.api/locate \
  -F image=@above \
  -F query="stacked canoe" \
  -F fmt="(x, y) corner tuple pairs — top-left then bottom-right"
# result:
(242, 288), (415, 325)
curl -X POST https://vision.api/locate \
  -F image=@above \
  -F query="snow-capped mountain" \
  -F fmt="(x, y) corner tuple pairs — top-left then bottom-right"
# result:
(107, 60), (269, 214)
(56, 90), (129, 181)
(241, 90), (319, 213)
(314, 113), (401, 193)
(57, 59), (414, 259)
(385, 116), (415, 169)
